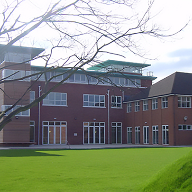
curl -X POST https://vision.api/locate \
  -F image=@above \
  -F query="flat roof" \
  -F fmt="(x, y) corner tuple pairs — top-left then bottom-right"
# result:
(87, 60), (151, 71)
(0, 44), (44, 59)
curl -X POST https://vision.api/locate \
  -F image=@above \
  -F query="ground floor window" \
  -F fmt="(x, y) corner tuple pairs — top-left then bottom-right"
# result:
(127, 127), (132, 144)
(143, 126), (149, 144)
(135, 127), (140, 144)
(30, 121), (35, 142)
(162, 125), (169, 145)
(42, 121), (67, 144)
(112, 122), (122, 144)
(152, 125), (159, 144)
(83, 122), (105, 144)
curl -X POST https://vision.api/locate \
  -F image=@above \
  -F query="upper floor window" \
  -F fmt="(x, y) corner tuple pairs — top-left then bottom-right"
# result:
(43, 92), (67, 106)
(135, 101), (140, 112)
(4, 52), (31, 63)
(30, 91), (35, 103)
(178, 125), (192, 130)
(152, 98), (158, 110)
(162, 97), (168, 109)
(127, 102), (132, 113)
(111, 96), (122, 108)
(83, 94), (105, 107)
(143, 100), (148, 111)
(1, 105), (30, 116)
(178, 96), (191, 108)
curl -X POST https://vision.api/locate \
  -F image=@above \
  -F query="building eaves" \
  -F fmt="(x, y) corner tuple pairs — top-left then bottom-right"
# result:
(87, 60), (151, 71)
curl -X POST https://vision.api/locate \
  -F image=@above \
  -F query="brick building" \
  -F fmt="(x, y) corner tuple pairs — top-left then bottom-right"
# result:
(0, 44), (191, 146)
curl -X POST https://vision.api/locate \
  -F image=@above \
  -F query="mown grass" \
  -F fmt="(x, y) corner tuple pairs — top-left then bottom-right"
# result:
(143, 150), (192, 192)
(0, 147), (191, 192)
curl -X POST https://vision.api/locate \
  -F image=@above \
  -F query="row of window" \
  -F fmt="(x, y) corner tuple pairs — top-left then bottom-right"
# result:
(127, 125), (169, 145)
(2, 69), (141, 87)
(127, 96), (191, 113)
(1, 105), (30, 116)
(31, 91), (123, 108)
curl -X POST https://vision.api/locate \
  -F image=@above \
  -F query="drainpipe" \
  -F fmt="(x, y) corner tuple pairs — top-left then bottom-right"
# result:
(107, 89), (110, 144)
(38, 85), (41, 145)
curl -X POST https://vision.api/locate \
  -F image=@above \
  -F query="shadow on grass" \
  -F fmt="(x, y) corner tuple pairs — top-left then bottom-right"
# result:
(0, 149), (64, 157)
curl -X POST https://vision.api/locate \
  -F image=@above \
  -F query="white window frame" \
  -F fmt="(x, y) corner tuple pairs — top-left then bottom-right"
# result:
(111, 122), (122, 144)
(143, 100), (148, 111)
(1, 105), (30, 116)
(43, 92), (67, 106)
(152, 98), (158, 110)
(83, 94), (105, 108)
(178, 96), (191, 108)
(143, 126), (149, 144)
(162, 125), (169, 145)
(127, 102), (132, 113)
(162, 97), (168, 109)
(135, 101), (140, 112)
(135, 126), (140, 144)
(152, 125), (158, 144)
(111, 96), (122, 108)
(127, 127), (132, 144)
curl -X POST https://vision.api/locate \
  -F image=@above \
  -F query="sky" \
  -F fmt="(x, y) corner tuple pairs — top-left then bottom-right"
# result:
(1, 0), (192, 83)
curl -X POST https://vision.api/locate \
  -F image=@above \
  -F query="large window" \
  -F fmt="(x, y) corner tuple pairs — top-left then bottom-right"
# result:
(43, 92), (67, 106)
(112, 122), (122, 144)
(178, 96), (191, 108)
(83, 122), (105, 144)
(152, 98), (158, 110)
(42, 121), (67, 144)
(152, 125), (158, 144)
(111, 96), (122, 108)
(127, 102), (132, 113)
(127, 127), (132, 144)
(162, 97), (168, 108)
(135, 101), (140, 112)
(162, 125), (169, 145)
(83, 94), (105, 107)
(143, 100), (148, 111)
(135, 126), (140, 144)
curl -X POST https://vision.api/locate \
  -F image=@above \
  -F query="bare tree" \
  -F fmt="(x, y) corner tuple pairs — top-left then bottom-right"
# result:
(0, 0), (188, 130)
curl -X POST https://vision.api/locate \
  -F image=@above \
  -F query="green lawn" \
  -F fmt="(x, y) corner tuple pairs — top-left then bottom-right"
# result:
(0, 147), (191, 192)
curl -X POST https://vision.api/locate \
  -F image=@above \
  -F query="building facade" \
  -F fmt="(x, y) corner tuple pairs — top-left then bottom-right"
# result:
(0, 45), (191, 146)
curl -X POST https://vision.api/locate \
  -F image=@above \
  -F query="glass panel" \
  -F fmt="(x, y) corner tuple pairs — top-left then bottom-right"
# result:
(100, 127), (104, 143)
(112, 127), (116, 143)
(49, 126), (54, 144)
(56, 126), (60, 144)
(89, 127), (93, 143)
(117, 127), (121, 143)
(61, 127), (66, 144)
(30, 125), (35, 142)
(43, 126), (48, 144)
(84, 127), (88, 144)
(95, 127), (99, 143)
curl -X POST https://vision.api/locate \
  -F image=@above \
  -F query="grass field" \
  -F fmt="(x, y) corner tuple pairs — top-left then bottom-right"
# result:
(0, 147), (191, 192)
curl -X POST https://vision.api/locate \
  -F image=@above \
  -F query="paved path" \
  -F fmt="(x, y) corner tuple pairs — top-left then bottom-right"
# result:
(0, 144), (190, 150)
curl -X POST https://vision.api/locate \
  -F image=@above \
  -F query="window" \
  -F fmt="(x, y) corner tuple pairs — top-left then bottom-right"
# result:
(178, 96), (191, 108)
(83, 122), (105, 144)
(178, 125), (192, 130)
(42, 121), (67, 144)
(152, 126), (158, 144)
(111, 96), (122, 108)
(30, 91), (35, 103)
(143, 126), (149, 144)
(162, 97), (168, 108)
(112, 122), (122, 144)
(143, 100), (148, 111)
(127, 102), (132, 113)
(30, 121), (35, 142)
(152, 98), (158, 110)
(135, 101), (140, 112)
(1, 105), (30, 116)
(135, 126), (140, 144)
(127, 127), (132, 144)
(162, 125), (169, 145)
(43, 92), (67, 106)
(83, 94), (105, 107)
